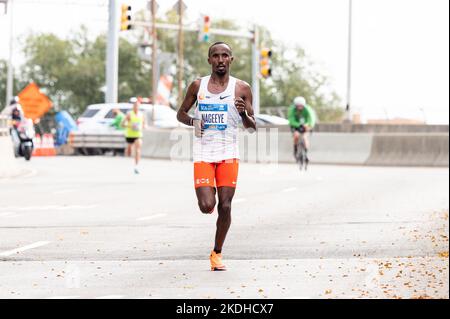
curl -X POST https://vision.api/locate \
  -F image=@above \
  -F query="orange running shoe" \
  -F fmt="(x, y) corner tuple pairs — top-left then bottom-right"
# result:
(210, 250), (226, 271)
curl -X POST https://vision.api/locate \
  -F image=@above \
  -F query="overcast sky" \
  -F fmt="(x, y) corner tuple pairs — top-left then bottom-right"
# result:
(0, 0), (448, 123)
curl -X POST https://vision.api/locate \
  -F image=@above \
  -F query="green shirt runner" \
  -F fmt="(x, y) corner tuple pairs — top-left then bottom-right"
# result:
(287, 104), (316, 128)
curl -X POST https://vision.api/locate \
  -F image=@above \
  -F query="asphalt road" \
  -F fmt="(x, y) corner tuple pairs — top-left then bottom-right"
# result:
(0, 156), (448, 299)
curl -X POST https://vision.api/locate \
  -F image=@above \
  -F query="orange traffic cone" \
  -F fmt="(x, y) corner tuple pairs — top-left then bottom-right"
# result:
(32, 134), (43, 156)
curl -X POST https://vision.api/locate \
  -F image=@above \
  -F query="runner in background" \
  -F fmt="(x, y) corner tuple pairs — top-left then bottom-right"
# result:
(123, 98), (146, 174)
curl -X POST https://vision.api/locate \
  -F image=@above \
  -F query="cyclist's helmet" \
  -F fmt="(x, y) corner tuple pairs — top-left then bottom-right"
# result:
(294, 96), (306, 107)
(9, 96), (19, 105)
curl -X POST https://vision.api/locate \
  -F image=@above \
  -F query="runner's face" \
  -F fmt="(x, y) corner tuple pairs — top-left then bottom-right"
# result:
(208, 45), (233, 76)
(296, 104), (304, 111)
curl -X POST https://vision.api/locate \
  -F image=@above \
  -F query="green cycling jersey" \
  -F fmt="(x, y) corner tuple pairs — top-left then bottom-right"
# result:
(287, 104), (316, 129)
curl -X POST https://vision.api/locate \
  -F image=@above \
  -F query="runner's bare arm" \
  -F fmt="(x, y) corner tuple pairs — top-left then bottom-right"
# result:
(177, 79), (201, 126)
(235, 81), (256, 131)
(122, 113), (130, 128)
(142, 112), (147, 130)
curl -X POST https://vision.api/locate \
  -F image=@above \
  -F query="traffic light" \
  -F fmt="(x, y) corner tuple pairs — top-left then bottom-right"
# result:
(120, 4), (132, 31)
(260, 48), (272, 78)
(199, 15), (211, 42)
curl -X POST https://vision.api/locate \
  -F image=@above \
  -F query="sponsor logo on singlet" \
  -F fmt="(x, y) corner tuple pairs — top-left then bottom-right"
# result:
(199, 104), (228, 131)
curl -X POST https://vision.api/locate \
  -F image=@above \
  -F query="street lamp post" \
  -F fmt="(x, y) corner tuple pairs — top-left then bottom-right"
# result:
(345, 0), (353, 122)
(106, 0), (119, 104)
(151, 0), (158, 125)
(4, 0), (14, 108)
(177, 1), (185, 107)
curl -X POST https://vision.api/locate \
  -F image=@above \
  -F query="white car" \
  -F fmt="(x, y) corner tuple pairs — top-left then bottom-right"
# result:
(254, 114), (289, 126)
(77, 102), (184, 132)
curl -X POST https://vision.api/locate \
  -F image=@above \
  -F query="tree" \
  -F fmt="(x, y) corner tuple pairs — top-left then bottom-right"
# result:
(19, 27), (152, 117)
(0, 59), (27, 111)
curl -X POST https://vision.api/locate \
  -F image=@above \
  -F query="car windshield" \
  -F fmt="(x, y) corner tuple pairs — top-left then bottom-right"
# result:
(80, 109), (100, 118)
(104, 109), (129, 119)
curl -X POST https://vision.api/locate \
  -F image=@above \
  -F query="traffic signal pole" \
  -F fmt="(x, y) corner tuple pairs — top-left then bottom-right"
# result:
(106, 0), (119, 103)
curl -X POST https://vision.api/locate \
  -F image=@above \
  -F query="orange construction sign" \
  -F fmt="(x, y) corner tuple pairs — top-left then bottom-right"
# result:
(18, 82), (53, 121)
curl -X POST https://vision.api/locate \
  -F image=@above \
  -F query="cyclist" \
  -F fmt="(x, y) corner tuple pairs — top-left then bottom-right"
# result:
(288, 96), (316, 162)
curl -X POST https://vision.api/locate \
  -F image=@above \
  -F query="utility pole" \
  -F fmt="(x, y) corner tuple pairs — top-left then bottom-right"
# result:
(177, 1), (184, 107)
(5, 0), (14, 108)
(151, 0), (158, 124)
(106, 0), (119, 103)
(252, 25), (260, 115)
(345, 0), (353, 122)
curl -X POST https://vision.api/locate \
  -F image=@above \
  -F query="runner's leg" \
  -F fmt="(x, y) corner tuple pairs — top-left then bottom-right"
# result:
(195, 187), (216, 214)
(126, 142), (132, 157)
(135, 138), (142, 166)
(194, 162), (216, 214)
(214, 187), (235, 253)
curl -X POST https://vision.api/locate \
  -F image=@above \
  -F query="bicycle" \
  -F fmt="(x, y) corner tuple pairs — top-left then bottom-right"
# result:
(295, 125), (309, 171)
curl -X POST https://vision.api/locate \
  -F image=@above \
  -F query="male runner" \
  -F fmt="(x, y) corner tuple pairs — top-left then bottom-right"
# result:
(177, 42), (256, 271)
(123, 98), (146, 174)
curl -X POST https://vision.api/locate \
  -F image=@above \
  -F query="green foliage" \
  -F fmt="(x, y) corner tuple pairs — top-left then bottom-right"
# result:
(18, 27), (151, 117)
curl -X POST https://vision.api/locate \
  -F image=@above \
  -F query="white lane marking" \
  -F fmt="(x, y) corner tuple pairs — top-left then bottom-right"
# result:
(136, 214), (167, 221)
(234, 198), (247, 204)
(47, 296), (81, 299)
(0, 241), (51, 257)
(0, 205), (98, 211)
(95, 295), (125, 299)
(282, 187), (297, 193)
(0, 212), (16, 217)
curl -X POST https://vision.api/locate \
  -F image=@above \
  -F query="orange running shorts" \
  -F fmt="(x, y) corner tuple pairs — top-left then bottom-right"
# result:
(194, 159), (239, 189)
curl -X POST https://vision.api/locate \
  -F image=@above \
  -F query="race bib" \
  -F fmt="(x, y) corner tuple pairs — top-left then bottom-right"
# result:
(132, 122), (141, 131)
(199, 104), (228, 131)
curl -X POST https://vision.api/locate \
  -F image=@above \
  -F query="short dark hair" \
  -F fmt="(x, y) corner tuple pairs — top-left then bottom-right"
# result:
(208, 42), (233, 57)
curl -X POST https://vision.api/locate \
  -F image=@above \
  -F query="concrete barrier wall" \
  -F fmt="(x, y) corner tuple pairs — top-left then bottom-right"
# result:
(314, 123), (449, 133)
(366, 134), (449, 167)
(0, 135), (20, 178)
(142, 128), (448, 167)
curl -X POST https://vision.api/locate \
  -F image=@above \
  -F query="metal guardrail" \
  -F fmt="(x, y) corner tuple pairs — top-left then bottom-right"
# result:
(0, 115), (9, 137)
(69, 131), (127, 150)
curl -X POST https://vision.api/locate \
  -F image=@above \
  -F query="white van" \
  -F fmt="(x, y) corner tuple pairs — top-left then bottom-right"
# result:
(77, 102), (183, 132)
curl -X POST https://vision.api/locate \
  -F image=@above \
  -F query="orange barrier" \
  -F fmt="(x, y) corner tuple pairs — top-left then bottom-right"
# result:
(41, 134), (57, 156)
(32, 134), (43, 156)
(33, 134), (56, 157)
